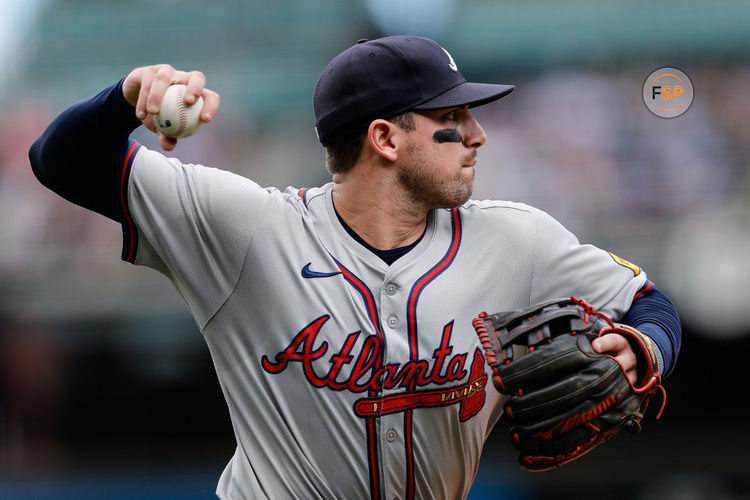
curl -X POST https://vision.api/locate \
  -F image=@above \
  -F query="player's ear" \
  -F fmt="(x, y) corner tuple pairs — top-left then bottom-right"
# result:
(366, 119), (399, 163)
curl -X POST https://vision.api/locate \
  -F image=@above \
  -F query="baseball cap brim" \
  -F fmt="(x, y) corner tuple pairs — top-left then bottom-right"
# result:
(412, 82), (515, 110)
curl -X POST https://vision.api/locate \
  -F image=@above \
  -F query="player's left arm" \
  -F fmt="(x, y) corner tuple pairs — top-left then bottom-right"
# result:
(592, 283), (681, 382)
(528, 208), (681, 380)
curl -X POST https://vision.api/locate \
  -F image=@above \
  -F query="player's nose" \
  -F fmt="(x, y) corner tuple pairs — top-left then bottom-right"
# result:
(462, 112), (487, 149)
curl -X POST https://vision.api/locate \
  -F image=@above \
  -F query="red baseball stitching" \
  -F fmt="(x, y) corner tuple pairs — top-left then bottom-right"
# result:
(176, 86), (188, 137)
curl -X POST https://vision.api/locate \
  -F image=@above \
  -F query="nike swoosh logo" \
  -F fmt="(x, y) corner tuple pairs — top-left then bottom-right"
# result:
(301, 262), (342, 279)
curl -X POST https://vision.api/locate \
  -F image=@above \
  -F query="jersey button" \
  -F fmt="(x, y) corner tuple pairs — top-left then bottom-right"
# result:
(386, 429), (397, 442)
(387, 315), (399, 328)
(385, 283), (398, 296)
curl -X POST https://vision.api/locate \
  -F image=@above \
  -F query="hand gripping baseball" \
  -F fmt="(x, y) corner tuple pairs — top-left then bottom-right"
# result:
(122, 64), (221, 150)
(473, 297), (666, 471)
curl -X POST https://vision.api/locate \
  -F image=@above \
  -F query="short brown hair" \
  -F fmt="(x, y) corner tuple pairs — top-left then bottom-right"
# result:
(324, 112), (416, 175)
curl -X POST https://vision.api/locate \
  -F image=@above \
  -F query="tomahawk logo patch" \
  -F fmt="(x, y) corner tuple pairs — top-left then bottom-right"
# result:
(442, 48), (458, 72)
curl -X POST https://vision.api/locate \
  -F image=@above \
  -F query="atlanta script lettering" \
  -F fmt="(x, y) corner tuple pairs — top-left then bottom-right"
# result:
(261, 315), (487, 420)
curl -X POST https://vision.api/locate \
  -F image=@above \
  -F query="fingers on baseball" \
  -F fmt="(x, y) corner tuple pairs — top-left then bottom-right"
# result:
(145, 65), (182, 115)
(200, 89), (220, 122)
(182, 71), (206, 104)
(134, 65), (165, 119)
(134, 65), (200, 115)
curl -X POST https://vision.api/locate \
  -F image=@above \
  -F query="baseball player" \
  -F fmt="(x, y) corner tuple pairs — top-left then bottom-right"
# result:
(29, 36), (681, 499)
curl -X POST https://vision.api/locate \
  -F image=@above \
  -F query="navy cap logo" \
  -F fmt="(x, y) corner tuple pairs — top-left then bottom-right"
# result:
(313, 36), (514, 146)
(442, 47), (458, 72)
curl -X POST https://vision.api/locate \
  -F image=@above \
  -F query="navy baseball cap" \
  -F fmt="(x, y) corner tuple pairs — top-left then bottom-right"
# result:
(313, 36), (515, 146)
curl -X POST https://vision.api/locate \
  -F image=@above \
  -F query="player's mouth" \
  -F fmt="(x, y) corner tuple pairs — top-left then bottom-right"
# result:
(463, 152), (478, 168)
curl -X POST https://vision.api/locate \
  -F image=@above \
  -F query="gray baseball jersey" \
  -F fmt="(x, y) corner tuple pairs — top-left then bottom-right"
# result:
(121, 140), (647, 500)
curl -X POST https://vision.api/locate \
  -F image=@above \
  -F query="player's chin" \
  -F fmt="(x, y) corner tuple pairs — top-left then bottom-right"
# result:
(448, 177), (474, 207)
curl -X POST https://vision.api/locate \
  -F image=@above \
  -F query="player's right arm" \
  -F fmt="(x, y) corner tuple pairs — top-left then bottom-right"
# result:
(29, 77), (142, 222)
(28, 65), (219, 222)
(29, 67), (273, 330)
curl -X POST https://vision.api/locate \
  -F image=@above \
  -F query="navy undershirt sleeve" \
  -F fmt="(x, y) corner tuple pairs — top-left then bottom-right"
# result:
(623, 284), (682, 378)
(28, 78), (142, 223)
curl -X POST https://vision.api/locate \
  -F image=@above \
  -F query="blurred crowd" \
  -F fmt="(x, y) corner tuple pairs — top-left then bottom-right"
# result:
(5, 65), (750, 280)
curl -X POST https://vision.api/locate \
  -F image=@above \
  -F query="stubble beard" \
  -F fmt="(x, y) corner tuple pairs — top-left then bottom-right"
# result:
(396, 150), (475, 212)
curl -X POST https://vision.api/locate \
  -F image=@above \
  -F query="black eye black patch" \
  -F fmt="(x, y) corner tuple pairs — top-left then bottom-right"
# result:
(433, 129), (462, 144)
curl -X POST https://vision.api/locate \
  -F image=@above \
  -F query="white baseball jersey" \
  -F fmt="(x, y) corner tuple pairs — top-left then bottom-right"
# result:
(120, 140), (647, 500)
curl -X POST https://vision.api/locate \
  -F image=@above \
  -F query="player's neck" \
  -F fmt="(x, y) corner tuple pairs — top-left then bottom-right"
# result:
(332, 173), (427, 251)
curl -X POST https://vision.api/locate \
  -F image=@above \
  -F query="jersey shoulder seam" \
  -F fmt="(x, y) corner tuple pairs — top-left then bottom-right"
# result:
(461, 199), (535, 213)
(199, 193), (274, 332)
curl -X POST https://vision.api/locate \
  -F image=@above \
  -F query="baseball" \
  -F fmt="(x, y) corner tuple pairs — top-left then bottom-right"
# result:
(152, 84), (204, 138)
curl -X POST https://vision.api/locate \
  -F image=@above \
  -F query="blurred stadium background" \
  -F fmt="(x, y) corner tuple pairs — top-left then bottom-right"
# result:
(2, 0), (750, 498)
